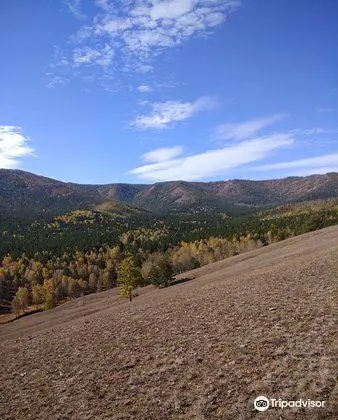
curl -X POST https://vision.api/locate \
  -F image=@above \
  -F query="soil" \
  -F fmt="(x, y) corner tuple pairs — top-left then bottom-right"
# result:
(1, 226), (337, 420)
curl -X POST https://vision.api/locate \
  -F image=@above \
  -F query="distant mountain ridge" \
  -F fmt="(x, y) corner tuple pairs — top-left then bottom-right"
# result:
(0, 169), (337, 215)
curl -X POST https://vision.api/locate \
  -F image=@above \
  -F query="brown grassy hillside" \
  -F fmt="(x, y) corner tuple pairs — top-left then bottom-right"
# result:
(0, 226), (337, 419)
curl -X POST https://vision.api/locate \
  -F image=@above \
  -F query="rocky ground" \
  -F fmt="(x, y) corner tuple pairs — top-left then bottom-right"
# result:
(1, 226), (337, 420)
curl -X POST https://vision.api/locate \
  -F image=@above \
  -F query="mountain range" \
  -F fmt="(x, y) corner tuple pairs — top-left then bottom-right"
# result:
(0, 169), (337, 216)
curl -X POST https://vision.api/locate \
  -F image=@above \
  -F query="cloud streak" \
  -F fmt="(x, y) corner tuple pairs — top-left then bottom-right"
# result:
(131, 96), (217, 129)
(46, 75), (69, 89)
(130, 133), (294, 181)
(141, 146), (183, 163)
(214, 114), (285, 141)
(253, 153), (338, 172)
(0, 126), (34, 169)
(65, 0), (86, 20)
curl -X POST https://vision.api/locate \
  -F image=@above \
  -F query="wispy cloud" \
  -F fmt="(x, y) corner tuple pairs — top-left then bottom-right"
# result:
(0, 126), (34, 169)
(141, 146), (183, 163)
(95, 0), (110, 11)
(131, 96), (217, 130)
(51, 1), (240, 86)
(137, 85), (153, 93)
(130, 134), (293, 181)
(289, 128), (329, 136)
(65, 0), (86, 20)
(46, 75), (69, 89)
(73, 45), (114, 67)
(214, 114), (285, 141)
(92, 0), (240, 56)
(253, 153), (338, 172)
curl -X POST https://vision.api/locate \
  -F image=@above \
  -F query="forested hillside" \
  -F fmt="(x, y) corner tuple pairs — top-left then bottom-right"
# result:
(1, 195), (337, 318)
(1, 169), (337, 318)
(1, 169), (337, 215)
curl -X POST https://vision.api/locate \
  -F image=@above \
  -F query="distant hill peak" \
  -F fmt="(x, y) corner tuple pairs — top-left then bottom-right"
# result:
(0, 169), (337, 214)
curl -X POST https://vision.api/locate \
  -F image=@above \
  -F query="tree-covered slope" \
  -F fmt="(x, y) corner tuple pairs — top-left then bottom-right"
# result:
(1, 169), (337, 215)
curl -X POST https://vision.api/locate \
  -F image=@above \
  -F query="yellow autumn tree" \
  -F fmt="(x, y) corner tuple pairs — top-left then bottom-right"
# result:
(117, 256), (142, 302)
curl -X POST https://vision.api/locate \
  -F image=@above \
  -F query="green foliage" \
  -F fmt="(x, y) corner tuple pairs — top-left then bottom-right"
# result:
(32, 284), (44, 308)
(151, 254), (174, 288)
(11, 287), (29, 316)
(0, 198), (337, 316)
(117, 257), (142, 301)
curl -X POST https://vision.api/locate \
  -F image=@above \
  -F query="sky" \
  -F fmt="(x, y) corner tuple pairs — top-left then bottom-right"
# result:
(0, 0), (337, 184)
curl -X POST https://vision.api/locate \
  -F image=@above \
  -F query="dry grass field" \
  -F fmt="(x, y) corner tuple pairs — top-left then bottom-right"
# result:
(1, 226), (337, 420)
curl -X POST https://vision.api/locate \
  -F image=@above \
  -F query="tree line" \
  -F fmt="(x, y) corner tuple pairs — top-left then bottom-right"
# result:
(0, 199), (337, 316)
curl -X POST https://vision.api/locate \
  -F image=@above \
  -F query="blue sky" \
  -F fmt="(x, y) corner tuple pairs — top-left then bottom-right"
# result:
(0, 0), (337, 184)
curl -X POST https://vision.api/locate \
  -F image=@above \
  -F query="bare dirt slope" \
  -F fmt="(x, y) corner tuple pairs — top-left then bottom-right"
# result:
(1, 226), (337, 420)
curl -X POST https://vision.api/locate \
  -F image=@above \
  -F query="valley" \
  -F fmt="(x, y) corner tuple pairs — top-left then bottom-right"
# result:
(1, 170), (337, 320)
(1, 226), (337, 419)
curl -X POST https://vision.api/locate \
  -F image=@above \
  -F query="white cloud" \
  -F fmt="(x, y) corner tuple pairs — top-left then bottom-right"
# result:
(95, 0), (110, 11)
(131, 96), (217, 129)
(97, 1), (240, 55)
(73, 45), (114, 67)
(141, 146), (183, 163)
(73, 47), (101, 64)
(135, 64), (153, 74)
(150, 0), (197, 20)
(130, 133), (293, 181)
(289, 128), (328, 136)
(253, 153), (338, 171)
(52, 0), (240, 84)
(214, 114), (285, 141)
(65, 0), (86, 20)
(47, 75), (69, 89)
(0, 126), (34, 169)
(137, 84), (153, 93)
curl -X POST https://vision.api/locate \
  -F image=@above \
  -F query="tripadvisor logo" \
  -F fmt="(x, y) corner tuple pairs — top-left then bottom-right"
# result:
(254, 396), (269, 411)
(253, 396), (326, 411)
